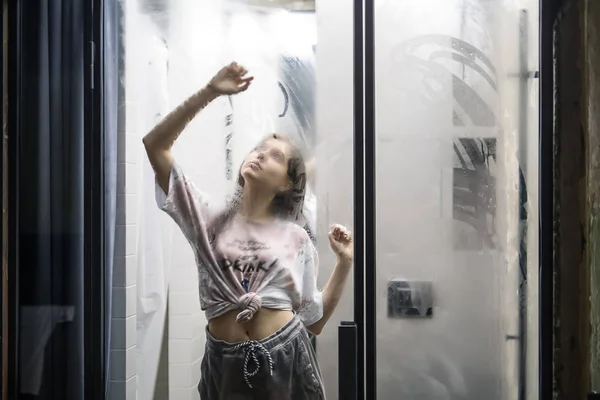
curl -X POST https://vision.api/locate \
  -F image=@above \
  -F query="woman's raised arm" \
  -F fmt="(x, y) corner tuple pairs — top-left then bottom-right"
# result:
(143, 62), (253, 193)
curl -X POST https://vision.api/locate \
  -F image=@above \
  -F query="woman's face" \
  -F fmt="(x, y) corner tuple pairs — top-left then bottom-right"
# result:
(240, 138), (293, 193)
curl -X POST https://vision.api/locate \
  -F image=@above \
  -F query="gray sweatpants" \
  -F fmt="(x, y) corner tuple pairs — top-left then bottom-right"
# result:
(198, 315), (326, 400)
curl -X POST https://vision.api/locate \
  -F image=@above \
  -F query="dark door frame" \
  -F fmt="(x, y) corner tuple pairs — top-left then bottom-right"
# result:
(5, 1), (21, 398)
(3, 0), (106, 399)
(0, 0), (562, 398)
(539, 0), (561, 399)
(1, 0), (10, 398)
(342, 0), (560, 399)
(84, 0), (107, 398)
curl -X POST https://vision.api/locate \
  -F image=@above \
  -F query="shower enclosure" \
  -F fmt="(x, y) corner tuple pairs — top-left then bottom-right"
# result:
(113, 0), (542, 398)
(3, 0), (554, 398)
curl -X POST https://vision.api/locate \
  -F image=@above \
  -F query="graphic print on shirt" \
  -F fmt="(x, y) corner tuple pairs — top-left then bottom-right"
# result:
(217, 239), (279, 292)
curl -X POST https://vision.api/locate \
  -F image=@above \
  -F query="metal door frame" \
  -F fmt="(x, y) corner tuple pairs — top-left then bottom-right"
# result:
(3, 0), (106, 398)
(340, 0), (559, 399)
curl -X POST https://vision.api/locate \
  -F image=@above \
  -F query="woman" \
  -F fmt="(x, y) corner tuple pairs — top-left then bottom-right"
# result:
(143, 62), (353, 399)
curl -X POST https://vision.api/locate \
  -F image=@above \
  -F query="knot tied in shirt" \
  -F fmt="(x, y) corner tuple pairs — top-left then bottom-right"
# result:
(236, 292), (262, 323)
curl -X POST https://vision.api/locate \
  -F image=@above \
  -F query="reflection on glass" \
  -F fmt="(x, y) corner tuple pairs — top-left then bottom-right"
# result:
(17, 2), (86, 399)
(19, 306), (76, 396)
(453, 138), (497, 251)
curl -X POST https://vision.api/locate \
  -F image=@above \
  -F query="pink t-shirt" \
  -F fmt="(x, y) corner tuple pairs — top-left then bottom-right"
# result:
(155, 161), (323, 326)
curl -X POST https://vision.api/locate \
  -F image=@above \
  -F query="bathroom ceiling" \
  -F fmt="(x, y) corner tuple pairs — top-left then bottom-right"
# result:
(140, 0), (315, 13)
(242, 0), (315, 11)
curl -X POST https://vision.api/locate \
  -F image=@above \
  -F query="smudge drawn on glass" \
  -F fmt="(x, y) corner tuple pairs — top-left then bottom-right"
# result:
(224, 95), (234, 181)
(277, 48), (317, 244)
(277, 81), (289, 118)
(391, 35), (530, 251)
(279, 55), (316, 149)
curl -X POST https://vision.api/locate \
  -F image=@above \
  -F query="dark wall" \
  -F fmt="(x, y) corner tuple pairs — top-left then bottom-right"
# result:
(553, 0), (600, 397)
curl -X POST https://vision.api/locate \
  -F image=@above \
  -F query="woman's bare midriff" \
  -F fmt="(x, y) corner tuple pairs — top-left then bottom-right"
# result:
(208, 308), (295, 343)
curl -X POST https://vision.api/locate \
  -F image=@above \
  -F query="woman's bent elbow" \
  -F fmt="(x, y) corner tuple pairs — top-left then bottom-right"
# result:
(142, 135), (152, 149)
(306, 324), (323, 336)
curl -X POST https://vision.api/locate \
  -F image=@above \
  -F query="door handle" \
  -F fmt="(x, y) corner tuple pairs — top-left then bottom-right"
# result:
(339, 321), (357, 400)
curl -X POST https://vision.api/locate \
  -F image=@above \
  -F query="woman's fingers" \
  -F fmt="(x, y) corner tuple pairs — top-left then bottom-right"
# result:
(238, 80), (252, 92)
(328, 224), (352, 243)
(225, 62), (251, 82)
(232, 62), (244, 75)
(237, 76), (254, 92)
(230, 64), (250, 84)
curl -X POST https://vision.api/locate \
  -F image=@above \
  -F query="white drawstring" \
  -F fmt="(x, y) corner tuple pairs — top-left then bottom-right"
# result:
(232, 340), (274, 388)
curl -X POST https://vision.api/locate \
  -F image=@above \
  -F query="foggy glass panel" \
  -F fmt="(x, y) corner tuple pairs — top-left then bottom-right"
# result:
(120, 0), (351, 399)
(314, 0), (355, 398)
(374, 1), (539, 399)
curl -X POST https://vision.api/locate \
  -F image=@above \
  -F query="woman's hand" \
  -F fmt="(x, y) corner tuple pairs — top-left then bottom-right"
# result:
(208, 62), (254, 95)
(328, 224), (353, 263)
(308, 224), (354, 335)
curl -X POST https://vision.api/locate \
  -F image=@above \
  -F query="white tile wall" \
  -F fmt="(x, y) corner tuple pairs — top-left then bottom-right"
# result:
(115, 224), (138, 257)
(110, 1), (138, 398)
(111, 315), (137, 349)
(109, 376), (137, 400)
(113, 255), (137, 287)
(111, 346), (137, 381)
(169, 292), (199, 316)
(110, 157), (139, 400)
(113, 0), (206, 397)
(168, 314), (202, 340)
(112, 285), (137, 318)
(168, 260), (204, 395)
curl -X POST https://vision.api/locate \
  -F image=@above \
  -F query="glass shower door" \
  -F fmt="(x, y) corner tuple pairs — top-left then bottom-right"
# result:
(120, 0), (355, 398)
(372, 1), (540, 399)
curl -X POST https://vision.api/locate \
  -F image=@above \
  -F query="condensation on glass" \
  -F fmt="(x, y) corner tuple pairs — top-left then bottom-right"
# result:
(119, 0), (539, 399)
(374, 1), (539, 399)
(120, 0), (352, 399)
